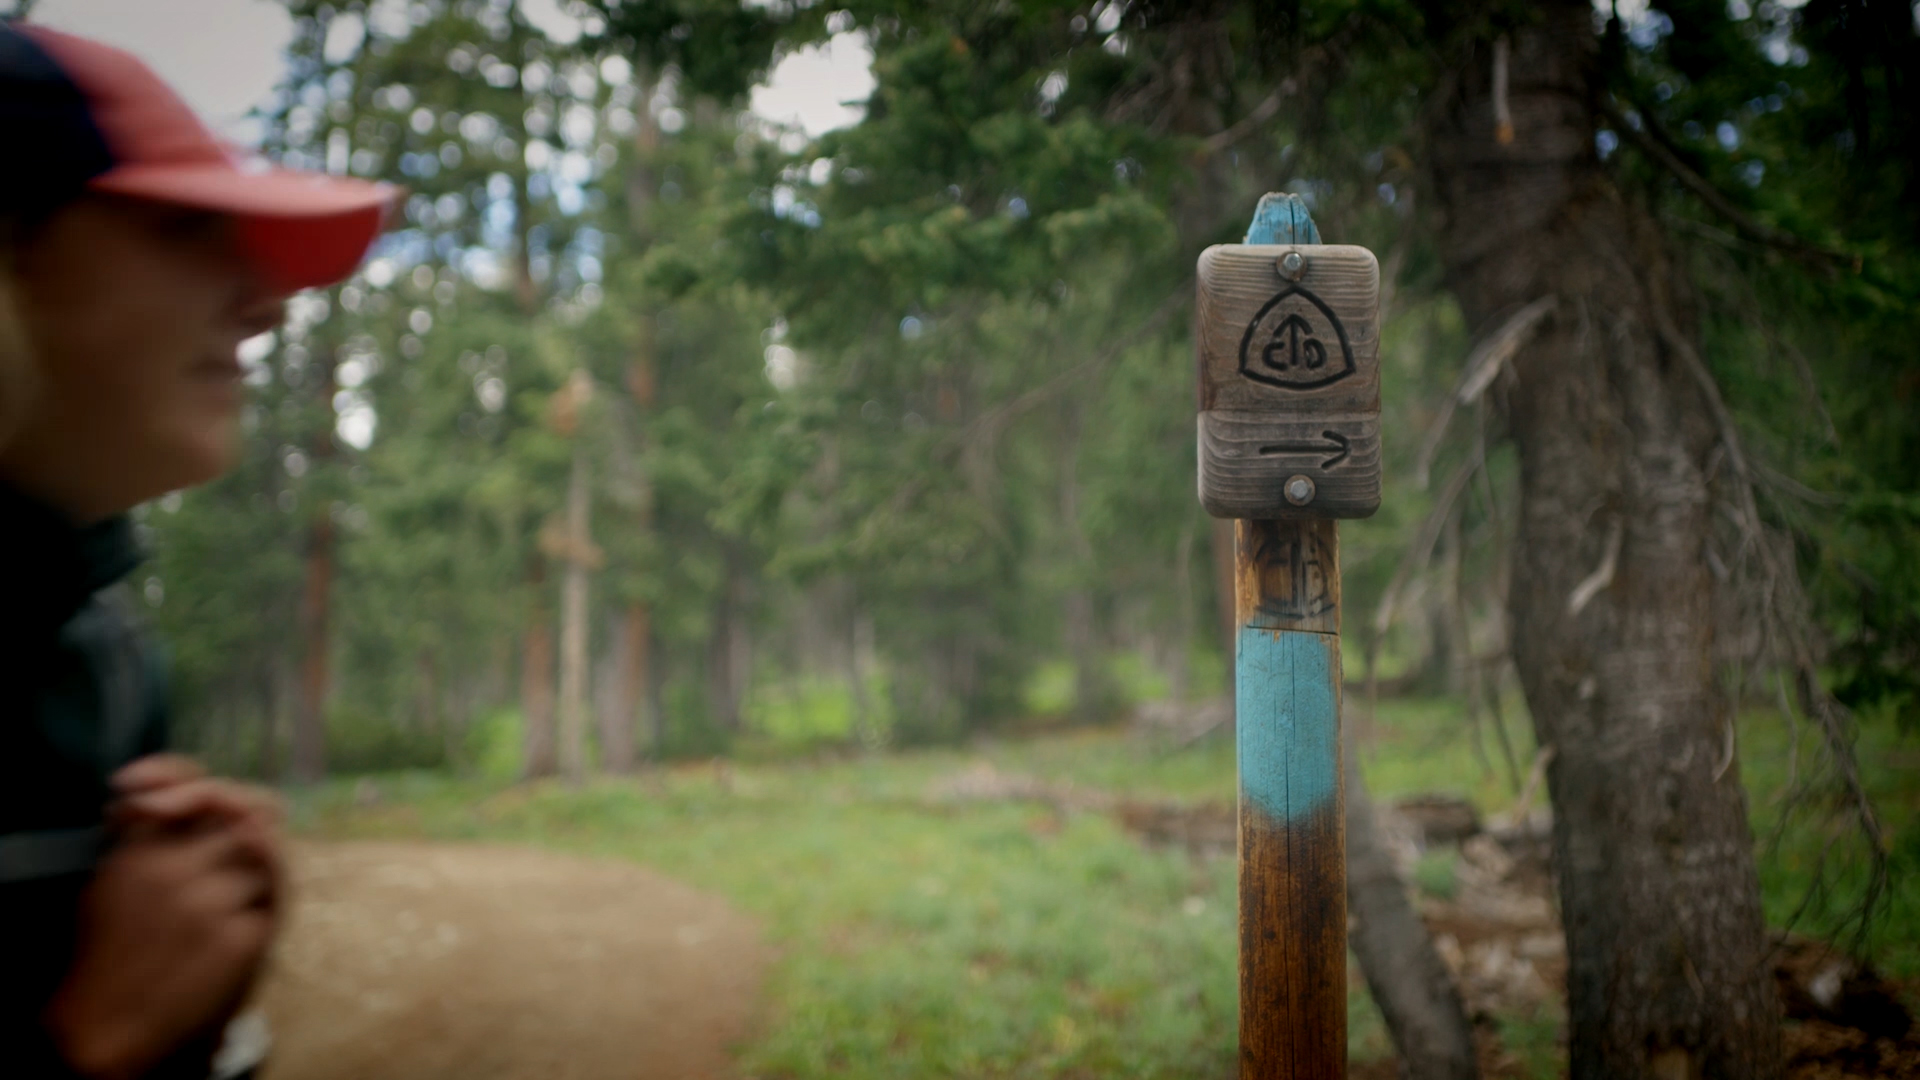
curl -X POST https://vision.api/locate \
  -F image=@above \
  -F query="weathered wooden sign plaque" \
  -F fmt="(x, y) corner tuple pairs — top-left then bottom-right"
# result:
(1196, 242), (1381, 520)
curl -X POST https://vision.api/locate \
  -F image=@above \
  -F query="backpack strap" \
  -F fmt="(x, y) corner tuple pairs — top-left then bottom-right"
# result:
(84, 584), (154, 772)
(0, 587), (155, 884)
(0, 825), (105, 883)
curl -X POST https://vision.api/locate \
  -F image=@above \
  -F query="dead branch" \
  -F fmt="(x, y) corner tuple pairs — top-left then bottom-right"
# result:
(1566, 519), (1622, 617)
(1753, 459), (1842, 508)
(1483, 657), (1524, 794)
(1416, 297), (1556, 488)
(1491, 37), (1513, 145)
(1646, 293), (1890, 947)
(1601, 99), (1856, 269)
(1371, 439), (1484, 641)
(1671, 215), (1842, 446)
(1460, 297), (1557, 404)
(1487, 745), (1555, 833)
(1200, 83), (1292, 156)
(1713, 708), (1737, 783)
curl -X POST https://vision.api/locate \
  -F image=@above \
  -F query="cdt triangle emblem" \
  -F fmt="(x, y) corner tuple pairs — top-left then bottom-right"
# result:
(1237, 284), (1356, 391)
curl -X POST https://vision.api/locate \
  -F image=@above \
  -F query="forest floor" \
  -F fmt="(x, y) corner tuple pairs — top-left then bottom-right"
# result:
(271, 696), (1918, 1078)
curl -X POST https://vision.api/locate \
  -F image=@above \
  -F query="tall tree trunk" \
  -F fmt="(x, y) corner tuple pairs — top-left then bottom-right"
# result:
(521, 556), (557, 779)
(1063, 585), (1100, 720)
(645, 630), (666, 757)
(509, 103), (557, 782)
(706, 560), (751, 735)
(291, 329), (339, 784)
(604, 603), (645, 771)
(1209, 516), (1236, 692)
(292, 513), (332, 783)
(1345, 745), (1479, 1080)
(444, 661), (472, 773)
(608, 68), (662, 773)
(559, 442), (592, 784)
(1058, 404), (1110, 723)
(1425, 7), (1782, 1075)
(1169, 517), (1196, 704)
(417, 648), (440, 737)
(847, 605), (875, 747)
(256, 665), (280, 781)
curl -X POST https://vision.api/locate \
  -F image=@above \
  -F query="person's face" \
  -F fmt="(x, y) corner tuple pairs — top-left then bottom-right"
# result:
(4, 194), (284, 522)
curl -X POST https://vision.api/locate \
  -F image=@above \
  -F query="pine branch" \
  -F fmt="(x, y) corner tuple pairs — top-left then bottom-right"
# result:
(1646, 291), (1891, 951)
(1601, 99), (1857, 269)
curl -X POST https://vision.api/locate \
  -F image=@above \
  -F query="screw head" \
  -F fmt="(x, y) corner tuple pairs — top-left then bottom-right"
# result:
(1284, 474), (1316, 506)
(1278, 250), (1307, 280)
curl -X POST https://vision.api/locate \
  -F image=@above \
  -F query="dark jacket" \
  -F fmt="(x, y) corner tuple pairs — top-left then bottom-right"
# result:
(2, 483), (170, 1076)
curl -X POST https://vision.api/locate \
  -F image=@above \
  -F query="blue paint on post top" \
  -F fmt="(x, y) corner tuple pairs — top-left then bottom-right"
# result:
(1243, 192), (1323, 246)
(1237, 627), (1340, 823)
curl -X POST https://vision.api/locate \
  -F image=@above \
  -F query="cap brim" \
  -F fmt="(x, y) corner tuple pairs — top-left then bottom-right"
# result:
(89, 164), (402, 292)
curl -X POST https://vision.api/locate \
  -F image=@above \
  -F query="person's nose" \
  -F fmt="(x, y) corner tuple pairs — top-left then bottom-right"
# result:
(233, 279), (287, 340)
(217, 218), (289, 339)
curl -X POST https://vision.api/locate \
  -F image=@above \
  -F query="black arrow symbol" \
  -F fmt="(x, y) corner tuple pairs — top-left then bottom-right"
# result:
(1256, 430), (1350, 468)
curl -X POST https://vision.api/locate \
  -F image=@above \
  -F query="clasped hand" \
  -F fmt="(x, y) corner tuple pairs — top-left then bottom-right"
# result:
(43, 755), (287, 1080)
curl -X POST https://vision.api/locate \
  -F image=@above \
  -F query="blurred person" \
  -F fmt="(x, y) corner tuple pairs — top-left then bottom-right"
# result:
(0, 22), (396, 1079)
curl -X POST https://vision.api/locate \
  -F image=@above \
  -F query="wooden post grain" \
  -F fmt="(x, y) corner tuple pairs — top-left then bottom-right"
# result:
(1236, 517), (1345, 1078)
(1193, 193), (1379, 1079)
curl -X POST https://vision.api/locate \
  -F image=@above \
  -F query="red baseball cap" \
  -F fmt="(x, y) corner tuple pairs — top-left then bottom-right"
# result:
(2, 22), (400, 292)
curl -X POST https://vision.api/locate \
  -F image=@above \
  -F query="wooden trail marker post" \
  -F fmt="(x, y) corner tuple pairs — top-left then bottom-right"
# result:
(1197, 193), (1380, 1078)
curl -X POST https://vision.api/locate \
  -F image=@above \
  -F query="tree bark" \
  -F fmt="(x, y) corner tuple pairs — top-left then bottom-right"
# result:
(603, 602), (646, 772)
(257, 664), (281, 781)
(1424, 6), (1782, 1076)
(706, 560), (751, 735)
(1058, 403), (1112, 724)
(507, 85), (559, 781)
(848, 607), (875, 747)
(611, 71), (661, 771)
(1209, 516), (1236, 692)
(289, 311), (341, 785)
(521, 556), (557, 779)
(1345, 746), (1479, 1080)
(644, 628), (665, 757)
(559, 444), (592, 784)
(291, 512), (332, 783)
(417, 648), (439, 736)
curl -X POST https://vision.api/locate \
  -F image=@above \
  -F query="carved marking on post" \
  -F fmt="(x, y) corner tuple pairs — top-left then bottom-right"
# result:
(1235, 519), (1340, 628)
(1238, 285), (1356, 391)
(1257, 430), (1350, 468)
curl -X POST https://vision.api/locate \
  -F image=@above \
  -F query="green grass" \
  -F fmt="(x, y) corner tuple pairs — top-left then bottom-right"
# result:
(1495, 1007), (1566, 1077)
(289, 695), (1920, 1078)
(1350, 691), (1542, 814)
(1413, 850), (1461, 901)
(294, 745), (1245, 1079)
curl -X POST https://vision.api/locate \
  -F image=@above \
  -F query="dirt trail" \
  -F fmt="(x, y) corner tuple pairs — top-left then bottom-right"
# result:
(256, 842), (767, 1080)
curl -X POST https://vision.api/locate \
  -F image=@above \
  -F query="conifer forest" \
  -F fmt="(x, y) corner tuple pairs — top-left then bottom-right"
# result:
(28, 0), (1920, 1076)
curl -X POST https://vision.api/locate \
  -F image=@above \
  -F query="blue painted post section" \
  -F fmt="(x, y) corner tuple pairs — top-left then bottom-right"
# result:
(1236, 628), (1339, 824)
(1235, 194), (1346, 1078)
